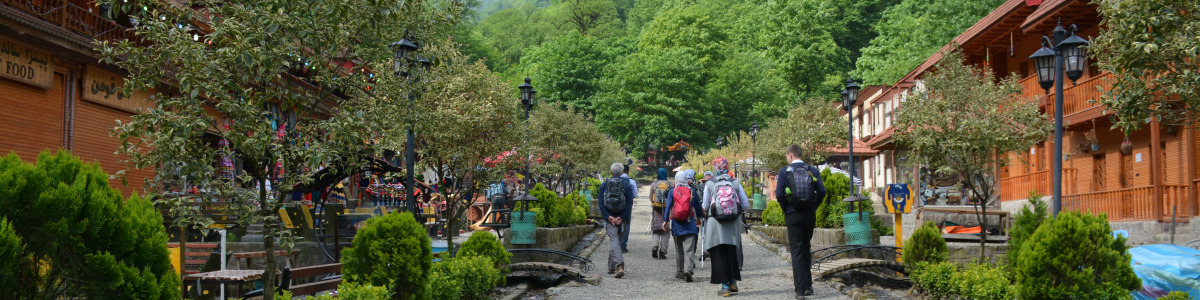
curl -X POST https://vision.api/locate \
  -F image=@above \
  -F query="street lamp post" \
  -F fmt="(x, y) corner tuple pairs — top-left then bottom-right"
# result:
(841, 77), (866, 208)
(518, 77), (537, 192)
(750, 121), (759, 194)
(391, 32), (424, 213)
(1028, 20), (1089, 217)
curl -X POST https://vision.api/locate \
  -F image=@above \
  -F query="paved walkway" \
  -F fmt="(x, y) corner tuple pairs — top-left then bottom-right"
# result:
(548, 186), (848, 299)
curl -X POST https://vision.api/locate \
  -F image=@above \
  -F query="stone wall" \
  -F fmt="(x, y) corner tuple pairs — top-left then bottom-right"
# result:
(946, 242), (1008, 266)
(751, 225), (880, 249)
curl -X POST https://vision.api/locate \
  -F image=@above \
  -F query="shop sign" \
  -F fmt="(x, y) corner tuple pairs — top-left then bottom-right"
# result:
(0, 36), (54, 88)
(84, 65), (155, 113)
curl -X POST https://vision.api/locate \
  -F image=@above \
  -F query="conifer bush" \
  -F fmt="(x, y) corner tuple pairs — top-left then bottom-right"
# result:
(902, 221), (948, 270)
(457, 232), (511, 268)
(1014, 212), (1140, 299)
(342, 212), (432, 300)
(1007, 190), (1047, 269)
(762, 200), (785, 226)
(426, 256), (503, 300)
(0, 151), (179, 299)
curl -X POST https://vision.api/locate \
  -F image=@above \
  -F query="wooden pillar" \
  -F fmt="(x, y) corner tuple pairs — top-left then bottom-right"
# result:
(1186, 126), (1197, 217)
(1150, 120), (1163, 221)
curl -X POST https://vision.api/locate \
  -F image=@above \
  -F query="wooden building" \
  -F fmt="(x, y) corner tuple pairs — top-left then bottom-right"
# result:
(0, 0), (155, 196)
(854, 0), (1198, 222)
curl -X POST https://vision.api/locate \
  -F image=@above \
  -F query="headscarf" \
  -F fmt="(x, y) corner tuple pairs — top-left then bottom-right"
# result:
(712, 156), (729, 175)
(676, 169), (695, 186)
(657, 168), (669, 180)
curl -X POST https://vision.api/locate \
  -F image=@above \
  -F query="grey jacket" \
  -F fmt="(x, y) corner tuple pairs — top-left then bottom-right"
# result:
(701, 174), (749, 250)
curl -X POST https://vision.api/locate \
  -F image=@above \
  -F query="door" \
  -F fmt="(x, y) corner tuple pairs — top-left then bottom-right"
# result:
(1093, 154), (1106, 192)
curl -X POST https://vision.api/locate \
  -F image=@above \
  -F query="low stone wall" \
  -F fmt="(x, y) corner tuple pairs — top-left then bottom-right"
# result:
(946, 242), (1008, 266)
(751, 226), (880, 249)
(502, 225), (596, 252)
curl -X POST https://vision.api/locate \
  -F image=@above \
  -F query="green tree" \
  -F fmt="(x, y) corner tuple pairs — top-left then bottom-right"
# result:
(637, 6), (729, 71)
(1014, 212), (1140, 299)
(527, 104), (621, 190)
(520, 33), (630, 115)
(758, 98), (844, 168)
(894, 49), (1050, 260)
(1007, 191), (1047, 270)
(97, 1), (462, 299)
(762, 0), (851, 95)
(476, 5), (561, 68)
(1091, 0), (1200, 133)
(548, 0), (625, 38)
(342, 213), (433, 300)
(902, 221), (948, 270)
(593, 48), (713, 157)
(0, 151), (179, 299)
(854, 0), (1004, 85)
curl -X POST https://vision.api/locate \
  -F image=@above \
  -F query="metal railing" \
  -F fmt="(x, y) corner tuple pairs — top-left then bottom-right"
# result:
(1, 0), (134, 43)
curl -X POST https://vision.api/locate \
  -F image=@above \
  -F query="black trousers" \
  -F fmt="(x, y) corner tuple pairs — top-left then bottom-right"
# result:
(785, 210), (816, 294)
(709, 244), (741, 284)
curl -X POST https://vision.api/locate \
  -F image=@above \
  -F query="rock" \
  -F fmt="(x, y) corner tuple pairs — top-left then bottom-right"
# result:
(830, 277), (843, 284)
(836, 283), (848, 292)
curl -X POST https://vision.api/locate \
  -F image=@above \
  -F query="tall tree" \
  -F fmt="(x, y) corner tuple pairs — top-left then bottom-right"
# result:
(527, 105), (620, 190)
(894, 49), (1050, 259)
(637, 6), (730, 72)
(593, 48), (713, 157)
(1092, 0), (1200, 133)
(854, 0), (1004, 85)
(520, 33), (630, 115)
(98, 1), (461, 298)
(758, 98), (845, 168)
(762, 0), (852, 96)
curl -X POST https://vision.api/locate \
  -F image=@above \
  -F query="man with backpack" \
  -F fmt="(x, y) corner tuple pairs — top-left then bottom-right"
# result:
(619, 164), (637, 253)
(664, 169), (704, 282)
(599, 163), (636, 278)
(774, 145), (827, 299)
(650, 168), (673, 259)
(701, 157), (750, 297)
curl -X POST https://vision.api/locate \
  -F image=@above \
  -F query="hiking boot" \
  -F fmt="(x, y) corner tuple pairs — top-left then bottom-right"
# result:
(675, 272), (685, 280)
(795, 295), (805, 300)
(804, 289), (813, 296)
(660, 251), (669, 259)
(614, 266), (625, 278)
(652, 247), (659, 259)
(684, 271), (694, 282)
(729, 282), (739, 293)
(717, 285), (732, 297)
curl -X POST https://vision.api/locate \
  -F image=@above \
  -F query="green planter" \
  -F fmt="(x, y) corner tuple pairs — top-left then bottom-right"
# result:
(842, 212), (872, 245)
(511, 211), (537, 245)
(752, 194), (767, 210)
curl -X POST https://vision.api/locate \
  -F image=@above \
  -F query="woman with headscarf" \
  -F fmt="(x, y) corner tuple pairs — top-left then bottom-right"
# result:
(702, 157), (750, 296)
(650, 168), (673, 259)
(664, 169), (704, 282)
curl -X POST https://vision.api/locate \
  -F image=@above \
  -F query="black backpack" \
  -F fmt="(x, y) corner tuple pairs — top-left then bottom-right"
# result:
(787, 164), (821, 209)
(603, 178), (628, 215)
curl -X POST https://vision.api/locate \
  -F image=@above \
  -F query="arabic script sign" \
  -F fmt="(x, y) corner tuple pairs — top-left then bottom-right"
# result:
(84, 65), (155, 113)
(0, 36), (54, 88)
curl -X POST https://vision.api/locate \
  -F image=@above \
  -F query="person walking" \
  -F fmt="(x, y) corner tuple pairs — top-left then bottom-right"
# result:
(650, 168), (673, 259)
(665, 169), (704, 282)
(599, 163), (636, 278)
(619, 164), (637, 253)
(774, 145), (827, 299)
(702, 157), (750, 297)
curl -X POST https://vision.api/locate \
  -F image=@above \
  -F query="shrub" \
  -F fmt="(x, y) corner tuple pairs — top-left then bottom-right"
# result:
(902, 221), (948, 270)
(762, 200), (784, 226)
(426, 256), (503, 300)
(813, 169), (874, 228)
(0, 151), (179, 299)
(526, 183), (587, 227)
(911, 261), (1013, 300)
(1159, 291), (1192, 300)
(457, 232), (512, 268)
(342, 212), (432, 300)
(304, 282), (393, 300)
(1014, 212), (1140, 299)
(910, 261), (957, 299)
(1007, 190), (1047, 271)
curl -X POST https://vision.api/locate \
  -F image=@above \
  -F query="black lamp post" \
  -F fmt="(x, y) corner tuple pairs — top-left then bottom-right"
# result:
(841, 77), (867, 208)
(391, 32), (422, 213)
(518, 77), (536, 193)
(750, 121), (759, 194)
(1028, 20), (1089, 217)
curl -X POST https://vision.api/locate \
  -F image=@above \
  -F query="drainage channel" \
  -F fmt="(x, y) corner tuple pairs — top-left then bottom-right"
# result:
(499, 226), (604, 300)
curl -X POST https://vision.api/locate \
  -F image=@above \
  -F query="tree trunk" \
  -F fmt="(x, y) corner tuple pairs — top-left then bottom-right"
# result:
(260, 179), (277, 300)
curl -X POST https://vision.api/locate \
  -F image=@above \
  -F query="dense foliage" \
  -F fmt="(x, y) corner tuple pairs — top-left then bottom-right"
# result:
(853, 0), (1004, 85)
(894, 49), (1050, 259)
(1013, 212), (1140, 299)
(1092, 0), (1200, 133)
(457, 232), (512, 268)
(527, 183), (589, 227)
(911, 261), (1013, 300)
(426, 256), (505, 300)
(298, 282), (394, 300)
(814, 169), (874, 229)
(902, 221), (948, 270)
(761, 200), (784, 226)
(342, 213), (433, 300)
(1007, 190), (1047, 269)
(0, 151), (178, 299)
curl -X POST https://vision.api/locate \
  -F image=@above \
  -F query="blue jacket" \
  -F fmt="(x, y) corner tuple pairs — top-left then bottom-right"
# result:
(598, 176), (636, 221)
(664, 186), (704, 236)
(775, 161), (827, 214)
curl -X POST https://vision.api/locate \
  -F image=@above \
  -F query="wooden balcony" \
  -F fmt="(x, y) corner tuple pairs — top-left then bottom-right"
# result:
(999, 169), (1078, 202)
(1023, 72), (1114, 125)
(1, 0), (134, 43)
(1062, 184), (1190, 221)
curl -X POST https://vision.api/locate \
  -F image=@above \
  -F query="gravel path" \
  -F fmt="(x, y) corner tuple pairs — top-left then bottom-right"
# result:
(547, 185), (850, 300)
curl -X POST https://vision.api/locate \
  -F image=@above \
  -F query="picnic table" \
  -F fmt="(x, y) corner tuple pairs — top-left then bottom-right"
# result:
(183, 269), (274, 298)
(916, 206), (1010, 236)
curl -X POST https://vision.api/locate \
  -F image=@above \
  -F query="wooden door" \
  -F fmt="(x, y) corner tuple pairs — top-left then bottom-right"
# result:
(1093, 154), (1106, 191)
(1121, 153), (1133, 188)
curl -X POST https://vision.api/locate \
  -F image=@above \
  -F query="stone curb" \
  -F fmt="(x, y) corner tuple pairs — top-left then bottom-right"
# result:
(746, 228), (790, 263)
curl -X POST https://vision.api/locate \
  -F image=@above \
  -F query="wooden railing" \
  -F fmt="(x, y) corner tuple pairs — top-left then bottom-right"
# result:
(1062, 184), (1191, 221)
(1028, 72), (1114, 117)
(1, 0), (134, 43)
(999, 168), (1078, 201)
(1018, 75), (1044, 102)
(1063, 186), (1156, 221)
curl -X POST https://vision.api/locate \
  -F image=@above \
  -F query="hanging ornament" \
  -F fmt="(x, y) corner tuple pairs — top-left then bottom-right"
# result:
(1120, 136), (1133, 155)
